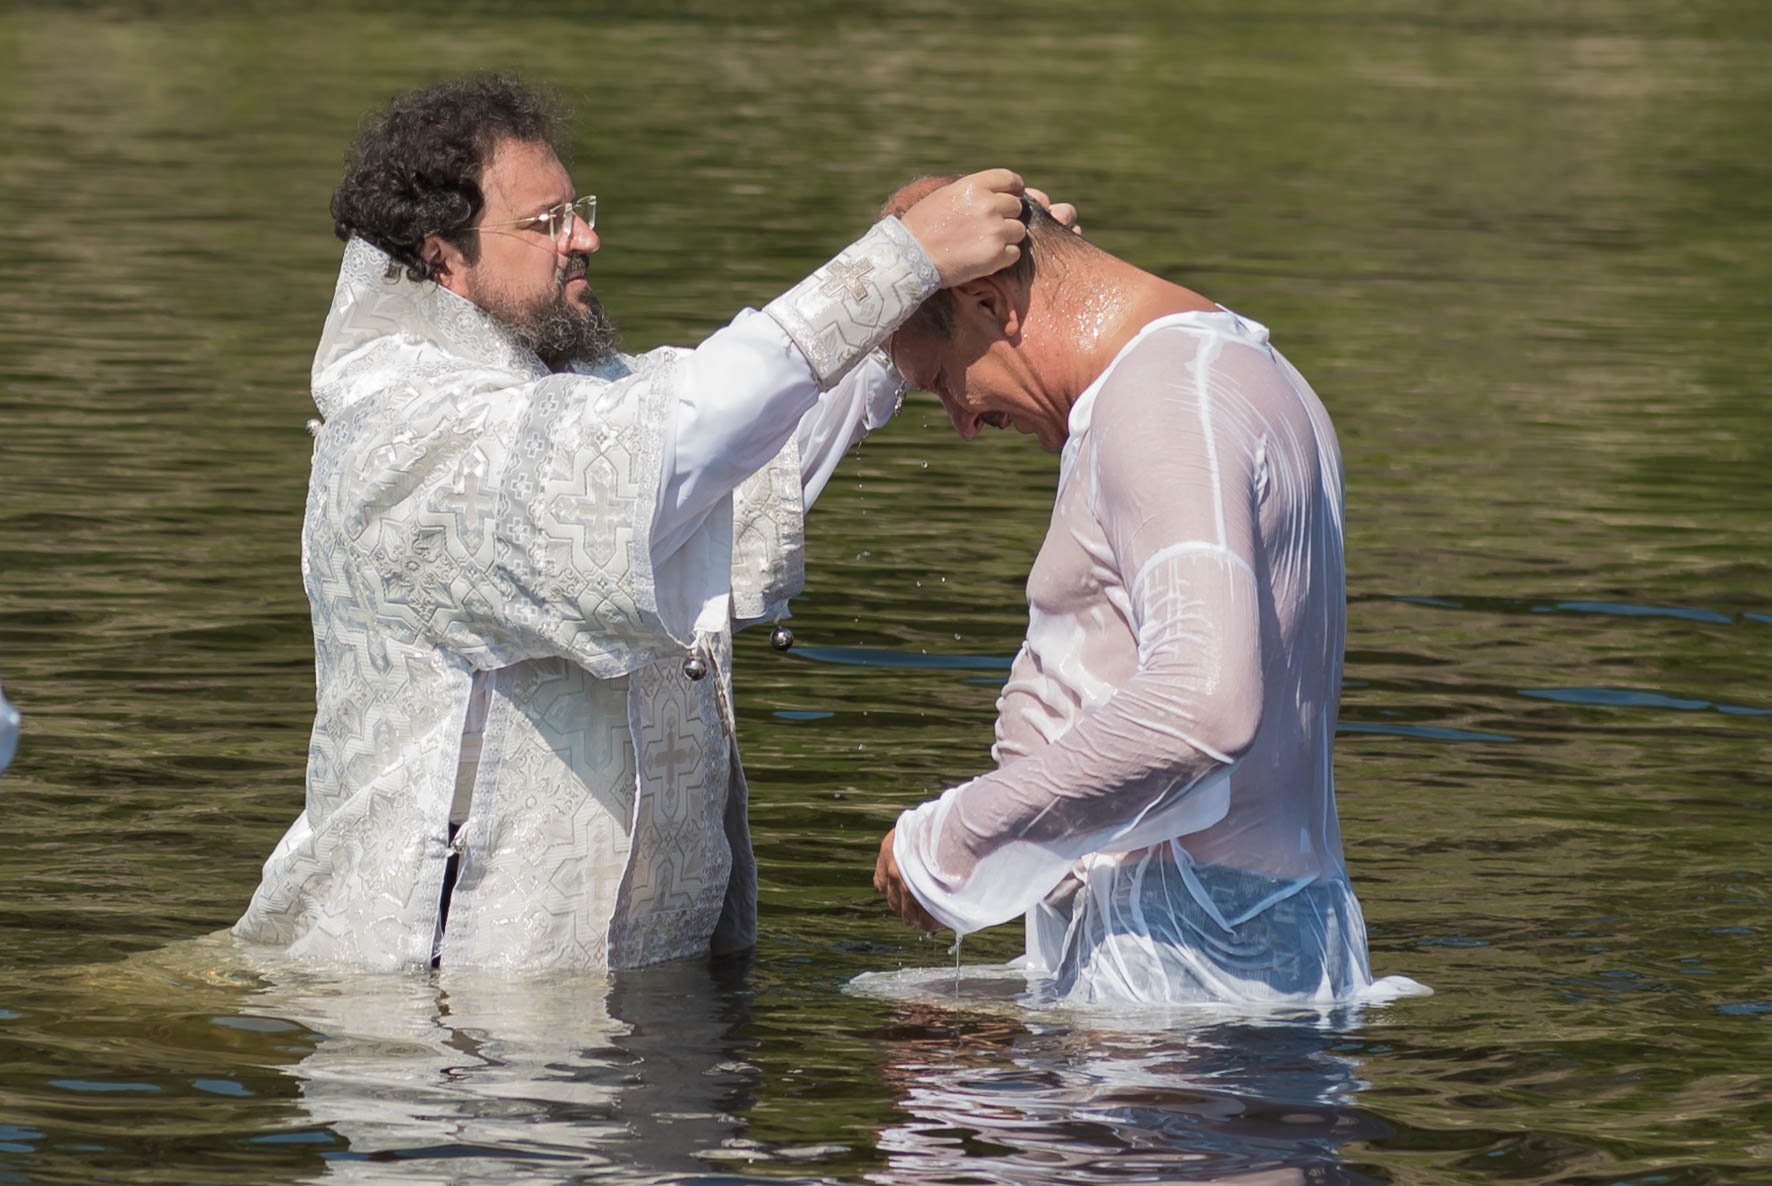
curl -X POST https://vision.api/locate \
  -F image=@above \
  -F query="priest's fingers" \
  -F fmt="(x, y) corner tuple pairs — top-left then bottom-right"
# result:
(898, 168), (1029, 288)
(1024, 186), (1083, 235)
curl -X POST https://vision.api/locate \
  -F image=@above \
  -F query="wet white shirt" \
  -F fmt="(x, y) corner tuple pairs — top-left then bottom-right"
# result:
(895, 310), (1417, 1005)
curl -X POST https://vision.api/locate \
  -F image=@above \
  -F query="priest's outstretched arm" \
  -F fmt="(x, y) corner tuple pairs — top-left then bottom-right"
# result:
(648, 170), (1033, 560)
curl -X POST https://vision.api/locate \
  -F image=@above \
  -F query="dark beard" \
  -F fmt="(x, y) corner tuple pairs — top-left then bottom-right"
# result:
(509, 283), (621, 373)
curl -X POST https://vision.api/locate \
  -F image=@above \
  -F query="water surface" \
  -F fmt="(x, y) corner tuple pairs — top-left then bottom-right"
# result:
(0, 2), (1768, 1182)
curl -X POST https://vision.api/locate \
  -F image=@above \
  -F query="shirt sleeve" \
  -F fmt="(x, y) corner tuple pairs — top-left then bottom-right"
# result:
(721, 349), (905, 628)
(651, 219), (934, 558)
(649, 309), (823, 560)
(892, 329), (1268, 934)
(792, 350), (906, 511)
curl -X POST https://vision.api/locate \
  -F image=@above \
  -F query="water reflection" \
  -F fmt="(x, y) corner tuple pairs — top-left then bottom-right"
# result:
(1, 0), (1769, 1181)
(865, 999), (1389, 1186)
(220, 945), (1395, 1184)
(0, 680), (17, 770)
(241, 953), (760, 1183)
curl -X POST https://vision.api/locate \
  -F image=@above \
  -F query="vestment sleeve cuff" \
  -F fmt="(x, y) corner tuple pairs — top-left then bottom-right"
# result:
(863, 348), (910, 431)
(763, 217), (941, 390)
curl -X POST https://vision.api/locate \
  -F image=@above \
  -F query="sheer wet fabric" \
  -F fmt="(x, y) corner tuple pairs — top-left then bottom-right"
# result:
(895, 310), (1419, 1005)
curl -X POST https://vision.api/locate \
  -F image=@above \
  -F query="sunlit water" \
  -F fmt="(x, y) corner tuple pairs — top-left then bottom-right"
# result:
(1, 2), (1768, 1183)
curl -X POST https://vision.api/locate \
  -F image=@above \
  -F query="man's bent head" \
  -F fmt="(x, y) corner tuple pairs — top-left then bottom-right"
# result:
(331, 75), (618, 370)
(884, 175), (1094, 449)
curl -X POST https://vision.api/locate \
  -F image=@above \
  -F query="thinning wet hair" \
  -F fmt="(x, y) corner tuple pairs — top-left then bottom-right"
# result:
(331, 75), (567, 282)
(887, 175), (1093, 340)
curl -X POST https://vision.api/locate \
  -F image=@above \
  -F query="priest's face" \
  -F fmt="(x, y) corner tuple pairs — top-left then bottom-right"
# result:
(456, 138), (619, 370)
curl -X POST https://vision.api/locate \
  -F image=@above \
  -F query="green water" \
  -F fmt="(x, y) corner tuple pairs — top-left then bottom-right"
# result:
(0, 2), (1768, 1182)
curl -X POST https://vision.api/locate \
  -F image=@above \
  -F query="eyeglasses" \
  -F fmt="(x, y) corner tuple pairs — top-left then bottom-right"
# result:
(479, 195), (597, 248)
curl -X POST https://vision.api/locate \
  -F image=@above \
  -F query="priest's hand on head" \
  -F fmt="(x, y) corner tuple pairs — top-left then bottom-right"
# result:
(897, 169), (1029, 287)
(1025, 185), (1083, 236)
(874, 827), (943, 934)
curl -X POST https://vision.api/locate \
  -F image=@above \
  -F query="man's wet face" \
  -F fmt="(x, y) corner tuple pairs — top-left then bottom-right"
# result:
(890, 316), (1053, 448)
(461, 139), (620, 371)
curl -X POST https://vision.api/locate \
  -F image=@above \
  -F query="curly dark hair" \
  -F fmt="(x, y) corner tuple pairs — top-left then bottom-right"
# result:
(331, 75), (567, 282)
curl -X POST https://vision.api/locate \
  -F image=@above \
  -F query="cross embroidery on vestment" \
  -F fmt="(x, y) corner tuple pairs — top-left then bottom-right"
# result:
(657, 711), (703, 783)
(819, 259), (876, 302)
(438, 471), (497, 525)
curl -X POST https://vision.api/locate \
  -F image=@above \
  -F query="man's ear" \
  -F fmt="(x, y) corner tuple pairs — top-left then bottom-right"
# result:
(952, 276), (1022, 340)
(421, 233), (470, 297)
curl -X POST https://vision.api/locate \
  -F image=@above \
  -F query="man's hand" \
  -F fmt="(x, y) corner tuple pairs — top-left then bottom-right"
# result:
(874, 827), (942, 933)
(897, 169), (1029, 288)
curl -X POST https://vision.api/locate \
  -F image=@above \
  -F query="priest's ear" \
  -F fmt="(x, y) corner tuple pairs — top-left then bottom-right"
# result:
(421, 234), (471, 297)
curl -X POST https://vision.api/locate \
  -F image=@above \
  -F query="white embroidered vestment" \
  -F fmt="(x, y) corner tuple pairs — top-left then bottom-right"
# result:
(236, 220), (935, 970)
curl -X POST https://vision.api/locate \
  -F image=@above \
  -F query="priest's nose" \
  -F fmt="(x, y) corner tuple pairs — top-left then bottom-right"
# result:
(565, 220), (599, 255)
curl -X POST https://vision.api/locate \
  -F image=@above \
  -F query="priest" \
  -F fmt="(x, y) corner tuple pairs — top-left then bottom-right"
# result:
(233, 76), (1034, 971)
